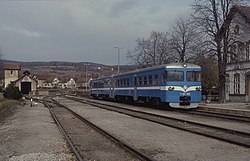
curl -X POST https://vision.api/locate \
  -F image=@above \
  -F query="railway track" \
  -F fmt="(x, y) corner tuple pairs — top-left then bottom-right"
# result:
(64, 95), (250, 148)
(43, 97), (155, 161)
(183, 109), (250, 122)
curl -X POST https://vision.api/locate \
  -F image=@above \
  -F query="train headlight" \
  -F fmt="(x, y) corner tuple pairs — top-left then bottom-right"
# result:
(196, 87), (202, 91)
(168, 87), (175, 91)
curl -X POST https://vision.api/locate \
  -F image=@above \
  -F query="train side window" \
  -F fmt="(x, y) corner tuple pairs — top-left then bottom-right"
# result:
(149, 75), (153, 85)
(154, 75), (158, 85)
(127, 78), (129, 86)
(139, 76), (142, 86)
(124, 78), (126, 87)
(143, 76), (147, 86)
(187, 71), (201, 82)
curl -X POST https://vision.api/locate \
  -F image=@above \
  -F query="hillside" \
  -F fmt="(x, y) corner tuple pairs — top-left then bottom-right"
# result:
(3, 60), (138, 83)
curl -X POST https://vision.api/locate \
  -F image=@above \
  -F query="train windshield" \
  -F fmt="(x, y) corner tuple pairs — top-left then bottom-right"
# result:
(165, 71), (184, 81)
(186, 71), (201, 82)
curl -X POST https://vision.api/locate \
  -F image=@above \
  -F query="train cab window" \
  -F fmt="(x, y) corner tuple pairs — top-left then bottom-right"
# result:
(148, 75), (153, 85)
(138, 76), (142, 86)
(143, 76), (147, 85)
(154, 75), (158, 85)
(165, 71), (184, 81)
(187, 71), (201, 82)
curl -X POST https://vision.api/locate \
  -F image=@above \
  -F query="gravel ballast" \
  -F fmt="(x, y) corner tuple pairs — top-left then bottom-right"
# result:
(57, 98), (250, 161)
(0, 101), (76, 161)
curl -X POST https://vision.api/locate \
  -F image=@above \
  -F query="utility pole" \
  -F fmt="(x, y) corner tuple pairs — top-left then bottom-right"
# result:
(114, 47), (123, 74)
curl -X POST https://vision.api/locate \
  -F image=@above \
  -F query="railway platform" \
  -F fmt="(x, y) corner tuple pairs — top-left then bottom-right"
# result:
(199, 102), (250, 117)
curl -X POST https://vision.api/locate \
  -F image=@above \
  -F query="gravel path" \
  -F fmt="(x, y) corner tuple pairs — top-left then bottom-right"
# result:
(0, 101), (76, 161)
(57, 97), (250, 161)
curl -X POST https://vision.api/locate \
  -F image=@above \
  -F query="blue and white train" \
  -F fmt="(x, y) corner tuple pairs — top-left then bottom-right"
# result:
(89, 63), (202, 109)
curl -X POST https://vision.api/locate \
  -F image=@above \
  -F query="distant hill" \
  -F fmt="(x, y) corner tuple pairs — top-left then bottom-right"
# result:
(3, 60), (107, 67)
(2, 60), (138, 83)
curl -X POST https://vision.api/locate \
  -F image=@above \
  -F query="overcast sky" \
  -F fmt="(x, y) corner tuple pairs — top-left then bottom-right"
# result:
(0, 0), (193, 65)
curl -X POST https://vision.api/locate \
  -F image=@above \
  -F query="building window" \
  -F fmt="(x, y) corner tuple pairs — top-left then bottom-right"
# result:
(246, 43), (250, 60)
(10, 70), (13, 75)
(234, 73), (240, 94)
(238, 42), (245, 60)
(230, 44), (237, 62)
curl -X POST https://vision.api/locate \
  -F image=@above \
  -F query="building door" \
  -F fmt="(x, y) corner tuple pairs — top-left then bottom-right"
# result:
(21, 82), (31, 94)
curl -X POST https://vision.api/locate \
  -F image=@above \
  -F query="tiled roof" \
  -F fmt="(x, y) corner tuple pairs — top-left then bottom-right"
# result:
(4, 64), (21, 70)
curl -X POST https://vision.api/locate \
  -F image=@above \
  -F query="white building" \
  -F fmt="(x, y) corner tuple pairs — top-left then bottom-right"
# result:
(14, 71), (37, 95)
(219, 6), (250, 102)
(66, 78), (76, 88)
(3, 64), (21, 88)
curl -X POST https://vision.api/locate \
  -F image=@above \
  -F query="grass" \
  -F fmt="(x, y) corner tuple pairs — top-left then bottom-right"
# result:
(0, 98), (21, 124)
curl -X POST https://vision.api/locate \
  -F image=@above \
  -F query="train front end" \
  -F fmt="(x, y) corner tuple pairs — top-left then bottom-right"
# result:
(163, 64), (202, 109)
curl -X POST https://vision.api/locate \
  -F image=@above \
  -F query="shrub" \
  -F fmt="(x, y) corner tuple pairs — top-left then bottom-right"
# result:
(3, 83), (22, 100)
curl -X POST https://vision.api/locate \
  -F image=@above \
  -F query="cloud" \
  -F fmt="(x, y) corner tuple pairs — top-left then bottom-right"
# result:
(110, 0), (139, 17)
(2, 26), (45, 38)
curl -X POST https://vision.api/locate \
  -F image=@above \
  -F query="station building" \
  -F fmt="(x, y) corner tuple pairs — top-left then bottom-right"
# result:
(219, 6), (250, 102)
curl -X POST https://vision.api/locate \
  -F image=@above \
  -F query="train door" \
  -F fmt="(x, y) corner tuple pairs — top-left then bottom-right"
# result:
(111, 78), (115, 99)
(133, 75), (138, 101)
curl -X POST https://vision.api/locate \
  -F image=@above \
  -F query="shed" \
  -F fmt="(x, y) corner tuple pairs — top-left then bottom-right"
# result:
(14, 72), (37, 95)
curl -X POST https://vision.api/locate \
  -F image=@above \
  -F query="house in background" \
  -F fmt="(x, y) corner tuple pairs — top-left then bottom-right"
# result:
(218, 5), (250, 102)
(3, 64), (21, 88)
(14, 71), (37, 94)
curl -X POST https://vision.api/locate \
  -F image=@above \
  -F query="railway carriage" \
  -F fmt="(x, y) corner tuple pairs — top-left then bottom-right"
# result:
(90, 63), (201, 109)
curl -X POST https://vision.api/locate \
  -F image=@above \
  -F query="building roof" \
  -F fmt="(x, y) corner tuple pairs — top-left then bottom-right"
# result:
(4, 64), (21, 70)
(13, 72), (37, 84)
(216, 5), (250, 42)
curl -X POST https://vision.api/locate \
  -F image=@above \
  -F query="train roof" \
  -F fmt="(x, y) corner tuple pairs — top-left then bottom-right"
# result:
(114, 63), (200, 77)
(90, 63), (200, 81)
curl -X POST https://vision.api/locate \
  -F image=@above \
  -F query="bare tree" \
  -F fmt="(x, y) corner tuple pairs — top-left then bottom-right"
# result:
(192, 0), (246, 103)
(169, 17), (203, 63)
(127, 31), (171, 67)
